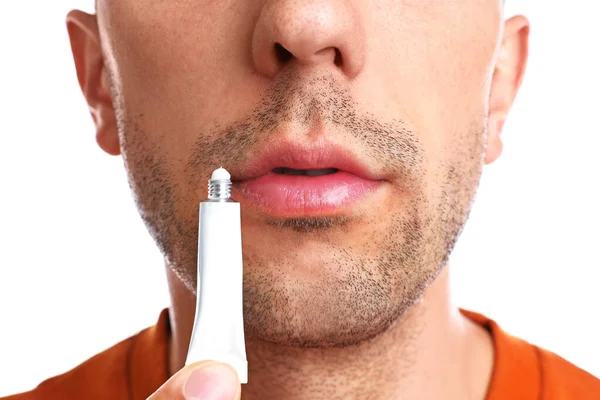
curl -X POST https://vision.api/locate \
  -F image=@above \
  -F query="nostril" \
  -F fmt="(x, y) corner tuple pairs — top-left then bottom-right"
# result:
(274, 43), (293, 64)
(333, 48), (343, 67)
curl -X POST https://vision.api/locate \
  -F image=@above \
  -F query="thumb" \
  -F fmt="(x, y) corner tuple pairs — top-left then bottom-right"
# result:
(148, 361), (241, 400)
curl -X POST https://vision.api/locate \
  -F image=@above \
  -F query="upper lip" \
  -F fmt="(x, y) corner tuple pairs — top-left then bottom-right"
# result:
(232, 141), (380, 182)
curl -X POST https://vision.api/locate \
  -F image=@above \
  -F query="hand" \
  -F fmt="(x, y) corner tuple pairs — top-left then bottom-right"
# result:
(147, 361), (241, 400)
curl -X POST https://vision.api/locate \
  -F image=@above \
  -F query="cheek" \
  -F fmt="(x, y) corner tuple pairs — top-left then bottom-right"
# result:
(362, 3), (498, 206)
(365, 2), (499, 157)
(100, 0), (261, 144)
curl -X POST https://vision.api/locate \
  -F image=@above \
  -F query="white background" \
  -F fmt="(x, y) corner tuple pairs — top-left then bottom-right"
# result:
(0, 0), (599, 396)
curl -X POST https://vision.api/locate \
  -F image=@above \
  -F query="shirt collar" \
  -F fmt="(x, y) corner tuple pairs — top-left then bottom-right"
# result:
(461, 309), (542, 400)
(127, 308), (171, 399)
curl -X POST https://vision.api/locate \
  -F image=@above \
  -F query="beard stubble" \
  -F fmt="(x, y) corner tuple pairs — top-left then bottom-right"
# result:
(112, 70), (485, 348)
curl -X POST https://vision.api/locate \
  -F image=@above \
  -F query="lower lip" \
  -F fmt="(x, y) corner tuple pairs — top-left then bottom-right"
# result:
(233, 172), (381, 216)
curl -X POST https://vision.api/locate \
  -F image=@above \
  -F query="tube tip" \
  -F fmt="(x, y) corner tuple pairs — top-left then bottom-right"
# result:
(211, 167), (231, 181)
(208, 167), (232, 201)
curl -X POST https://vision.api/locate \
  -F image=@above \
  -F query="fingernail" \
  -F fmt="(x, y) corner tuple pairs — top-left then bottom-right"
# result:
(184, 364), (239, 400)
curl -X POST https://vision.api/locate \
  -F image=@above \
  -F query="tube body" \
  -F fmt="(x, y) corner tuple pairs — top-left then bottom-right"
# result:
(185, 200), (248, 383)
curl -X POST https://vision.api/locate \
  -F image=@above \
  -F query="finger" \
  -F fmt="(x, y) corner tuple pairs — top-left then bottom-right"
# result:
(148, 360), (241, 400)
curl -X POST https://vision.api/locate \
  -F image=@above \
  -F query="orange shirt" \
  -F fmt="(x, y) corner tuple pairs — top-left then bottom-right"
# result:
(4, 309), (600, 399)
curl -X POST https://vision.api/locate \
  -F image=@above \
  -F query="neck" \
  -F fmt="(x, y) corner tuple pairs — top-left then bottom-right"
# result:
(166, 265), (494, 400)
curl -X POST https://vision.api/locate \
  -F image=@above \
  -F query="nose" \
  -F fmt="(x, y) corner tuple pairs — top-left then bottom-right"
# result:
(251, 0), (366, 79)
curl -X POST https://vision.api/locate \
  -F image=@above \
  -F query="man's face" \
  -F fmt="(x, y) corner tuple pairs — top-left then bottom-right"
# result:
(90, 0), (507, 347)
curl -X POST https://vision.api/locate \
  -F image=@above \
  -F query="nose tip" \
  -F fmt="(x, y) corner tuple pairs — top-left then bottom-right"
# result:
(252, 0), (365, 79)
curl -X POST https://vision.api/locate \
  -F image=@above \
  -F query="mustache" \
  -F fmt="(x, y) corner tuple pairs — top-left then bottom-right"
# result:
(186, 70), (424, 183)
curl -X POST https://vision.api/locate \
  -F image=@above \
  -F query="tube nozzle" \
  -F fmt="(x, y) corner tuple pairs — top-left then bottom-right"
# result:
(208, 167), (232, 201)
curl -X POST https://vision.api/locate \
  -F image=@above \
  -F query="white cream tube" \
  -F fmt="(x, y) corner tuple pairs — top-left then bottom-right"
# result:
(185, 168), (248, 384)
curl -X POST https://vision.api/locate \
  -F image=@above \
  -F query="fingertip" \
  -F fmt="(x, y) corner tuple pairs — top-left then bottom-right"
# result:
(183, 362), (240, 400)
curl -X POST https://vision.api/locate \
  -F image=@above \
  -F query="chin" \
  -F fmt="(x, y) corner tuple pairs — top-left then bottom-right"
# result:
(240, 259), (437, 348)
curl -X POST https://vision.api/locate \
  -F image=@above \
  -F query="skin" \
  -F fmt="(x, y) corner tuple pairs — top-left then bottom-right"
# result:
(66, 0), (529, 398)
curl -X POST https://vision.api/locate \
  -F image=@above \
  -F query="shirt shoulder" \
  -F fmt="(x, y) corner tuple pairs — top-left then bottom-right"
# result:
(1, 335), (134, 400)
(538, 347), (600, 399)
(461, 309), (600, 400)
(2, 309), (170, 400)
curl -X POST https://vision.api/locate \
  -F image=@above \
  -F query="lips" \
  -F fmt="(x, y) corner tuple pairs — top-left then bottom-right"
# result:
(232, 143), (383, 217)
